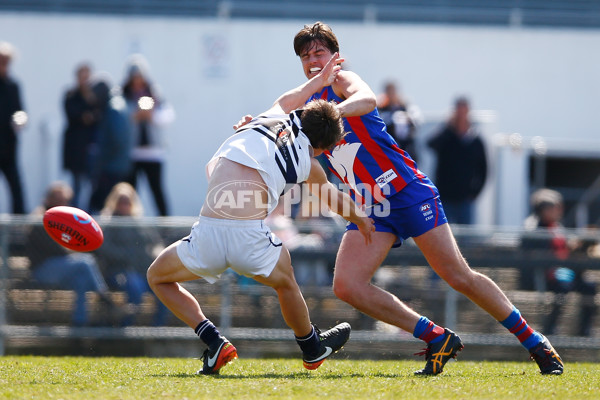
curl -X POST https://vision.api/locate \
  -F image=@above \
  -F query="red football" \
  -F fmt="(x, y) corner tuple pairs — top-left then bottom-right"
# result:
(43, 206), (104, 252)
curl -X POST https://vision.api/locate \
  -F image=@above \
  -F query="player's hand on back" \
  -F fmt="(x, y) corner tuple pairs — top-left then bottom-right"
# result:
(233, 114), (253, 130)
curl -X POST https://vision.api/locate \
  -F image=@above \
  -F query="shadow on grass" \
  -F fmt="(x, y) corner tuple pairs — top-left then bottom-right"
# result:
(151, 371), (405, 379)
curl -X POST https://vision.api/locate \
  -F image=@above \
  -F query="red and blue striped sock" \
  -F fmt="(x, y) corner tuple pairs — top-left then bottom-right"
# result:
(499, 306), (543, 350)
(413, 316), (446, 344)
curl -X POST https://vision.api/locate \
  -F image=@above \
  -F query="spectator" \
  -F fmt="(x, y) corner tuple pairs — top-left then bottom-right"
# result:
(88, 75), (132, 214)
(521, 188), (597, 336)
(0, 41), (26, 214)
(427, 96), (487, 224)
(377, 80), (422, 161)
(62, 62), (101, 209)
(25, 181), (121, 326)
(98, 182), (169, 326)
(122, 54), (174, 216)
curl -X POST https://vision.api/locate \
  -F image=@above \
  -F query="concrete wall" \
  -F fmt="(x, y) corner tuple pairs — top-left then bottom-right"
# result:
(1, 12), (599, 222)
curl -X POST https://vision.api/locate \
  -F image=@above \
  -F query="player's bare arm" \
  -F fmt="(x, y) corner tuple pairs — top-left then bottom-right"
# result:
(306, 158), (374, 244)
(275, 52), (344, 114)
(331, 70), (377, 118)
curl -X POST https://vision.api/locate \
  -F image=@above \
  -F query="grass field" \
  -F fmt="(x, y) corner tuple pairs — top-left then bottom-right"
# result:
(0, 356), (597, 399)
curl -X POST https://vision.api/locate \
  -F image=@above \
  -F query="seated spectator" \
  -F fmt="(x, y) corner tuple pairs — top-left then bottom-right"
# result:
(98, 182), (169, 326)
(521, 188), (597, 336)
(25, 181), (120, 326)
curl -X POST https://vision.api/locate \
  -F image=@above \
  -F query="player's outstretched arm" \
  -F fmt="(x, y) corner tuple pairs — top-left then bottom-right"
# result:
(306, 158), (374, 244)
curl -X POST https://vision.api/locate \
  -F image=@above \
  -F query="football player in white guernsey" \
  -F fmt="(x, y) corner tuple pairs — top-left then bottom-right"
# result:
(147, 56), (375, 375)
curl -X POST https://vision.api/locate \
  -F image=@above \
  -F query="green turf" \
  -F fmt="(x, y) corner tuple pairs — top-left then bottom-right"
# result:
(0, 356), (596, 399)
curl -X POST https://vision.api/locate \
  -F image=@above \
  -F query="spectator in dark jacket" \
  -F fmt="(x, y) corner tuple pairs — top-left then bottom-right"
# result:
(427, 96), (487, 224)
(62, 62), (101, 209)
(0, 41), (26, 214)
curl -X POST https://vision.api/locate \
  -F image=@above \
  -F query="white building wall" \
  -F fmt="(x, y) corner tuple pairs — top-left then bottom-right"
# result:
(1, 12), (599, 222)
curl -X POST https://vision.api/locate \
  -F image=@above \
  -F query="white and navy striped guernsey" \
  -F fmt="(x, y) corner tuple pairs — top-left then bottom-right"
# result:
(206, 110), (312, 215)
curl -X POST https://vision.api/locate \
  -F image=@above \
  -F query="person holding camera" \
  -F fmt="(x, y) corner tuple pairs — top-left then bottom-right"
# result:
(122, 54), (174, 216)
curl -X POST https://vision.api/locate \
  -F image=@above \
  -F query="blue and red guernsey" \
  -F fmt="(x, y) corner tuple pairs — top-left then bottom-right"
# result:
(309, 86), (425, 206)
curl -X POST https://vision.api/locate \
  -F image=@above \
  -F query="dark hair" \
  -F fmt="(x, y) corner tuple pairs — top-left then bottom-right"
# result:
(454, 96), (470, 108)
(122, 77), (154, 101)
(92, 80), (111, 109)
(293, 21), (339, 56)
(300, 99), (345, 150)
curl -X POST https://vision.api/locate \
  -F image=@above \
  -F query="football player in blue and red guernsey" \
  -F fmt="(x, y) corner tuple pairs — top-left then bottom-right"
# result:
(240, 21), (563, 375)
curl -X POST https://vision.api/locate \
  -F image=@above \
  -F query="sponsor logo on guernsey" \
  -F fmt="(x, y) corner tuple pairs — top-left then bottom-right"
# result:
(375, 169), (398, 188)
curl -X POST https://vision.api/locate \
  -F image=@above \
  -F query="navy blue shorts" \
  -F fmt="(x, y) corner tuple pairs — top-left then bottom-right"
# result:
(346, 180), (448, 248)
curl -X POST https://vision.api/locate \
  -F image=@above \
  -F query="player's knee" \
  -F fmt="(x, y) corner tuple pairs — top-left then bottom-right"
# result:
(332, 276), (357, 303)
(146, 263), (161, 288)
(277, 273), (298, 292)
(262, 261), (298, 291)
(271, 265), (295, 287)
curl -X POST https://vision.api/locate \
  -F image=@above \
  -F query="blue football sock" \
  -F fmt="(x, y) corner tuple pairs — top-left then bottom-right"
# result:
(499, 306), (543, 350)
(296, 326), (320, 356)
(195, 319), (223, 350)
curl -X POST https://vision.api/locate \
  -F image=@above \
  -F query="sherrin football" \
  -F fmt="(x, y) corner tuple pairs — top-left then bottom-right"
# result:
(43, 206), (104, 252)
